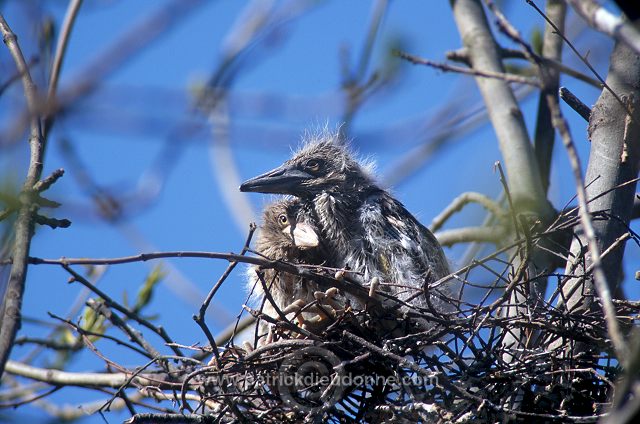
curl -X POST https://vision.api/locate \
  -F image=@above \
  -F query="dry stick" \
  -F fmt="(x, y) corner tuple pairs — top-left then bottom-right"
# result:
(247, 275), (318, 340)
(193, 223), (257, 365)
(87, 299), (161, 363)
(179, 365), (217, 414)
(189, 226), (257, 419)
(98, 353), (196, 415)
(27, 251), (288, 267)
(125, 413), (219, 424)
(47, 312), (151, 359)
(559, 87), (591, 122)
(61, 264), (184, 357)
(26, 252), (376, 307)
(448, 47), (601, 88)
(340, 330), (536, 420)
(0, 13), (45, 379)
(396, 51), (541, 87)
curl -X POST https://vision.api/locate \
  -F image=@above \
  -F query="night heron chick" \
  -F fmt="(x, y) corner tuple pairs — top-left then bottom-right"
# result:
(247, 198), (339, 340)
(241, 131), (450, 321)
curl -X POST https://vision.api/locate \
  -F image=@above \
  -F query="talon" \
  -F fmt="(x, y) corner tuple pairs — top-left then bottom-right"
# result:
(282, 299), (306, 315)
(295, 313), (307, 328)
(325, 287), (339, 298)
(326, 298), (343, 312)
(265, 326), (275, 344)
(313, 291), (327, 301)
(242, 341), (254, 352)
(334, 270), (345, 280)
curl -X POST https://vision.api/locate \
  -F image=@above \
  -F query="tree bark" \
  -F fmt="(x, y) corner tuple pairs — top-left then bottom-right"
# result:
(560, 39), (640, 357)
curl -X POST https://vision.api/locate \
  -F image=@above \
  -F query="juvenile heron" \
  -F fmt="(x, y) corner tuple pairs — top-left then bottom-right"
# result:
(241, 131), (450, 319)
(247, 198), (340, 339)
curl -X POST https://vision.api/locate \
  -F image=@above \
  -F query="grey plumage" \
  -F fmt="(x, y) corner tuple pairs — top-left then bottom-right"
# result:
(241, 130), (450, 321)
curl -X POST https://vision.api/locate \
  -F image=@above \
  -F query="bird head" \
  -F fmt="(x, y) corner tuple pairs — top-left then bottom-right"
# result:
(240, 136), (374, 198)
(257, 199), (320, 259)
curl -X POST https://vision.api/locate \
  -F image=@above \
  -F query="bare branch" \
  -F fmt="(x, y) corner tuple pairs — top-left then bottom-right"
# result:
(566, 0), (640, 57)
(560, 86), (592, 122)
(430, 191), (506, 232)
(436, 226), (505, 247)
(396, 51), (540, 86)
(550, 40), (640, 363)
(4, 360), (160, 388)
(0, 13), (46, 379)
(533, 0), (566, 195)
(44, 0), (84, 136)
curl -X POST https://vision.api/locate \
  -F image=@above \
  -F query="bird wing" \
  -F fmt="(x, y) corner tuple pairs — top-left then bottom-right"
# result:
(358, 192), (449, 300)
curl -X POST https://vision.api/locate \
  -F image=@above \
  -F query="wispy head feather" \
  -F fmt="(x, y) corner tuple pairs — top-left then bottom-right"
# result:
(293, 126), (377, 185)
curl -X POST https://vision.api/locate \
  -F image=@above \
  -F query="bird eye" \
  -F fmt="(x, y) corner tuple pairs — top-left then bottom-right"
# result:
(278, 214), (288, 226)
(304, 159), (322, 172)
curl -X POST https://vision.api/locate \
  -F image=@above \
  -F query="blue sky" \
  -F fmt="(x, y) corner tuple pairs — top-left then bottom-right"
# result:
(1, 0), (636, 421)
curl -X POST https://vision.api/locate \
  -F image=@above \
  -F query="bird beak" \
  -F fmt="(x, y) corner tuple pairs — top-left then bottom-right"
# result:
(284, 222), (319, 249)
(239, 164), (312, 194)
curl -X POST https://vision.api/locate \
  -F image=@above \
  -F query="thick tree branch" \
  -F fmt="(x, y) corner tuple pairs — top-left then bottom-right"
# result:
(0, 14), (45, 379)
(430, 191), (506, 232)
(566, 0), (640, 57)
(436, 226), (505, 247)
(534, 0), (566, 195)
(4, 360), (160, 388)
(450, 0), (551, 217)
(44, 0), (84, 137)
(556, 40), (640, 364)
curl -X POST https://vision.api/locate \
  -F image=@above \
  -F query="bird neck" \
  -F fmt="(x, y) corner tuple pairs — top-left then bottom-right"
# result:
(311, 186), (382, 252)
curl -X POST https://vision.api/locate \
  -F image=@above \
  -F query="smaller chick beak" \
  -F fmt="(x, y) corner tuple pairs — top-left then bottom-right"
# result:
(284, 222), (319, 249)
(239, 164), (312, 194)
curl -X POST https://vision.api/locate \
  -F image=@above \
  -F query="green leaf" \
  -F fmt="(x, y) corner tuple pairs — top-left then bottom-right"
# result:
(531, 26), (543, 56)
(133, 264), (165, 313)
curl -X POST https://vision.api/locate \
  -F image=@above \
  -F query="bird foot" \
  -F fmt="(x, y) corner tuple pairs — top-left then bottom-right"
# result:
(368, 277), (380, 298)
(313, 287), (343, 313)
(296, 288), (344, 330)
(242, 340), (254, 353)
(280, 299), (309, 327)
(281, 299), (307, 315)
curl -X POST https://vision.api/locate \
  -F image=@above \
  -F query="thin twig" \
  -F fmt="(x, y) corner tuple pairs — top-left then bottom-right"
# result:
(193, 223), (256, 365)
(396, 51), (540, 86)
(61, 264), (184, 357)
